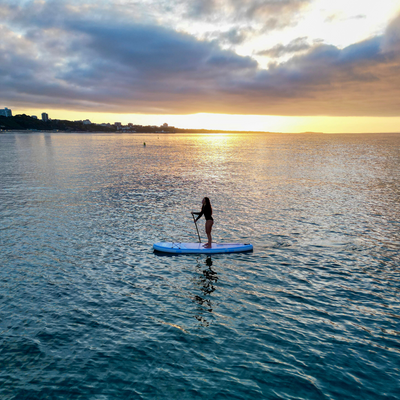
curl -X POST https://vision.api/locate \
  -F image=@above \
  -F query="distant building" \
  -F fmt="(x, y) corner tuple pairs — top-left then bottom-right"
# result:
(128, 123), (133, 127)
(162, 123), (168, 128)
(82, 119), (92, 125)
(0, 107), (12, 117)
(115, 122), (122, 130)
(31, 115), (38, 119)
(42, 113), (49, 122)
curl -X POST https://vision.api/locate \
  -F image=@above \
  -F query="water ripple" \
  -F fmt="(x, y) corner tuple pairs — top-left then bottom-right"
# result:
(1, 132), (400, 399)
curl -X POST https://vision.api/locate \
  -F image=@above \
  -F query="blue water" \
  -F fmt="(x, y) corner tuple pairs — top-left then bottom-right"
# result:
(1, 132), (399, 399)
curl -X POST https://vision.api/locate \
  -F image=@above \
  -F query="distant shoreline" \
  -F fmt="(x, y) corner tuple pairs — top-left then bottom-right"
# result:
(2, 129), (400, 135)
(0, 114), (326, 134)
(0, 129), (327, 134)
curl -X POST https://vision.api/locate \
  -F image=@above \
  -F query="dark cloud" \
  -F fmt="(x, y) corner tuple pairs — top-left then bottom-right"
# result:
(1, 1), (400, 116)
(0, 1), (257, 113)
(205, 28), (251, 46)
(257, 37), (310, 57)
(184, 0), (217, 18)
(219, 29), (249, 45)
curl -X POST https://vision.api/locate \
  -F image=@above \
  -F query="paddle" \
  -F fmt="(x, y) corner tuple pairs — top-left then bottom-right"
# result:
(191, 212), (201, 243)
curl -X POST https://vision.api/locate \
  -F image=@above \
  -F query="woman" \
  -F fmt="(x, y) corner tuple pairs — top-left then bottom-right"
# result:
(192, 197), (214, 248)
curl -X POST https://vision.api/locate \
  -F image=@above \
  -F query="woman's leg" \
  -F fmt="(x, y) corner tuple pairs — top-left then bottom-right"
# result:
(204, 220), (213, 247)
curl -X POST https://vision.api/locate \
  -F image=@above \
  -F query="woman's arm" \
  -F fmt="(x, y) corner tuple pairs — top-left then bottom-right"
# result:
(192, 209), (203, 222)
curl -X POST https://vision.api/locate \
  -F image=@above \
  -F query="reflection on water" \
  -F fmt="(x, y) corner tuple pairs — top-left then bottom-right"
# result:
(193, 257), (218, 327)
(1, 132), (400, 399)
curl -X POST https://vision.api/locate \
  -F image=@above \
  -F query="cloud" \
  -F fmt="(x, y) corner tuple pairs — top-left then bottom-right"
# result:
(184, 0), (217, 19)
(257, 37), (310, 57)
(1, 1), (400, 116)
(0, 1), (258, 113)
(218, 28), (250, 45)
(383, 12), (400, 53)
(325, 13), (367, 23)
(243, 0), (310, 26)
(181, 0), (311, 30)
(237, 35), (400, 116)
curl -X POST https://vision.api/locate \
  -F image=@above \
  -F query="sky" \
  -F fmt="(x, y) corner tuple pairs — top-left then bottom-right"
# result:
(1, 0), (400, 133)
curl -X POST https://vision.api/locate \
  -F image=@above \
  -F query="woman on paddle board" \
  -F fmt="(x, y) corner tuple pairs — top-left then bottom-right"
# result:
(192, 197), (214, 248)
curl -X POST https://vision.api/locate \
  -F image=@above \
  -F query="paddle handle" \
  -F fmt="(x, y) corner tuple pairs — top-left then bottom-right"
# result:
(191, 213), (201, 243)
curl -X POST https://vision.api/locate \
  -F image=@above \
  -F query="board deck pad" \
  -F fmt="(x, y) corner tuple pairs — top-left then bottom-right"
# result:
(153, 242), (253, 254)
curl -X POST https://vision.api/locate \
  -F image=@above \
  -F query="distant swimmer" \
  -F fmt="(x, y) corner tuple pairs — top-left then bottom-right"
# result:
(192, 197), (214, 248)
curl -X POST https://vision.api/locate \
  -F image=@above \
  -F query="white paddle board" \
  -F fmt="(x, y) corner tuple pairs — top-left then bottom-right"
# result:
(153, 242), (253, 254)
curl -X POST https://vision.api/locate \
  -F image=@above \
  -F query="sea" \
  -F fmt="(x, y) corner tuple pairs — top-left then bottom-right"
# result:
(1, 132), (399, 399)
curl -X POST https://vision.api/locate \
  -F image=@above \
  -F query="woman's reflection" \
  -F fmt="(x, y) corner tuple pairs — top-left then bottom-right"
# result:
(193, 256), (218, 327)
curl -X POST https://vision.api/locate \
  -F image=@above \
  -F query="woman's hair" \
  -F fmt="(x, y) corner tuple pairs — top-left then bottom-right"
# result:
(203, 197), (212, 213)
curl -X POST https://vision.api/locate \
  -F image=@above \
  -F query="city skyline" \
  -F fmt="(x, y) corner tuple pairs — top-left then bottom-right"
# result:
(1, 0), (400, 133)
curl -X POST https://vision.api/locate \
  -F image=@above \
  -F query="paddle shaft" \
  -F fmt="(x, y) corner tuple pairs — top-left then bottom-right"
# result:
(192, 213), (201, 243)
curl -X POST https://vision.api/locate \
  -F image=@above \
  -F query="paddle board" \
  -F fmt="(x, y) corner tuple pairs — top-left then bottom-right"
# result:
(153, 242), (253, 254)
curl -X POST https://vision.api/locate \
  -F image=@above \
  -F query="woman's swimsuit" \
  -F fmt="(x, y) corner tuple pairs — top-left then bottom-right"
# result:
(197, 205), (213, 221)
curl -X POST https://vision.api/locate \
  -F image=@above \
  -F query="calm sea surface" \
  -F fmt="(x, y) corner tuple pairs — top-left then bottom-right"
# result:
(1, 132), (399, 399)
